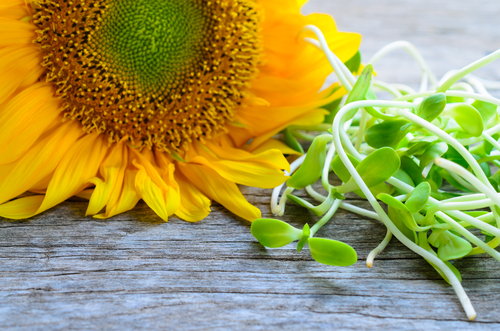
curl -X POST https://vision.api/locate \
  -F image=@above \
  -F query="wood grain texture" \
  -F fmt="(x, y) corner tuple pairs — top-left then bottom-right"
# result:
(2, 1), (500, 330)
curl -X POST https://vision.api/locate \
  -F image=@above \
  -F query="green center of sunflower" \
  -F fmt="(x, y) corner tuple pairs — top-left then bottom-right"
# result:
(95, 0), (207, 96)
(32, 0), (261, 152)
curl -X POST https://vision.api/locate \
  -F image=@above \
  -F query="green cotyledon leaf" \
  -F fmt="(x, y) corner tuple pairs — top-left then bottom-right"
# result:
(400, 155), (424, 186)
(416, 93), (447, 123)
(251, 219), (302, 248)
(419, 142), (448, 170)
(283, 128), (304, 154)
(377, 193), (431, 232)
(345, 64), (372, 105)
(336, 147), (401, 194)
(365, 119), (410, 148)
(442, 103), (484, 137)
(296, 223), (310, 253)
(344, 51), (361, 74)
(418, 232), (462, 285)
(331, 153), (360, 183)
(472, 99), (498, 126)
(433, 230), (473, 261)
(307, 237), (357, 266)
(287, 134), (331, 189)
(405, 182), (431, 213)
(287, 188), (338, 217)
(352, 147), (401, 188)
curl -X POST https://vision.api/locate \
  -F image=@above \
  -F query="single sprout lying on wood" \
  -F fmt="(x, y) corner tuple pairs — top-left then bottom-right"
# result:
(251, 24), (500, 321)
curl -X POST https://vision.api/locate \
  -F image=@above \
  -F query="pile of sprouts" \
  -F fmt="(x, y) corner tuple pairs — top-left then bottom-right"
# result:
(251, 25), (500, 320)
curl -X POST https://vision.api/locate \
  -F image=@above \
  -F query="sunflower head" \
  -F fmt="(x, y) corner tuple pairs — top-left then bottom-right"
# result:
(33, 0), (261, 152)
(0, 0), (360, 222)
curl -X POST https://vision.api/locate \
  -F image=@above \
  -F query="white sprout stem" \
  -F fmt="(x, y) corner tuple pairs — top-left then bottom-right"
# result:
(271, 155), (305, 215)
(322, 143), (336, 190)
(444, 210), (500, 239)
(419, 74), (429, 94)
(395, 90), (435, 102)
(460, 211), (494, 223)
(433, 199), (496, 212)
(372, 80), (404, 98)
(445, 91), (500, 107)
(482, 132), (500, 152)
(367, 41), (438, 88)
(433, 158), (500, 240)
(396, 109), (490, 185)
(440, 192), (489, 203)
(332, 101), (476, 321)
(355, 110), (368, 151)
(302, 29), (358, 88)
(391, 83), (416, 95)
(305, 185), (327, 202)
(274, 187), (294, 216)
(435, 211), (500, 263)
(458, 123), (500, 146)
(303, 38), (358, 88)
(339, 202), (382, 221)
(367, 228), (392, 268)
(451, 82), (475, 94)
(388, 171), (500, 244)
(426, 201), (500, 238)
(450, 83), (476, 104)
(437, 49), (500, 93)
(421, 161), (434, 179)
(439, 70), (458, 86)
(340, 118), (361, 158)
(301, 25), (354, 91)
(465, 77), (491, 96)
(485, 124), (500, 137)
(305, 185), (382, 221)
(494, 205), (500, 228)
(448, 170), (480, 192)
(310, 199), (341, 237)
(468, 74), (500, 90)
(434, 158), (500, 207)
(388, 176), (500, 234)
(347, 127), (360, 134)
(292, 131), (317, 142)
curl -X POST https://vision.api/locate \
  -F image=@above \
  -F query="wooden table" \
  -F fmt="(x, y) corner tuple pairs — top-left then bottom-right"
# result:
(2, 0), (500, 329)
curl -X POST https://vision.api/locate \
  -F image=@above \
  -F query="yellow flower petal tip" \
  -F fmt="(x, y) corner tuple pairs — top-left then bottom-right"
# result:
(0, 0), (359, 222)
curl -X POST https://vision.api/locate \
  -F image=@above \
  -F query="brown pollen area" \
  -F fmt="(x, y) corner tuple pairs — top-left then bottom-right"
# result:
(32, 0), (261, 152)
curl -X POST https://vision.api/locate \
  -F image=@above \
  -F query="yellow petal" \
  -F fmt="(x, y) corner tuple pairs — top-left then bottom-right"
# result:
(0, 83), (59, 164)
(0, 1), (26, 11)
(0, 17), (35, 47)
(131, 149), (180, 221)
(31, 133), (108, 217)
(0, 45), (43, 105)
(0, 121), (83, 206)
(178, 162), (261, 221)
(189, 139), (290, 189)
(94, 167), (141, 219)
(86, 141), (128, 216)
(76, 189), (94, 201)
(174, 171), (211, 223)
(0, 195), (45, 220)
(297, 0), (309, 7)
(248, 138), (302, 155)
(232, 85), (345, 150)
(247, 107), (328, 150)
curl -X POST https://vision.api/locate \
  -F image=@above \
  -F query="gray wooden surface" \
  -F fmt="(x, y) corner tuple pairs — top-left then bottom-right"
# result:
(2, 0), (500, 330)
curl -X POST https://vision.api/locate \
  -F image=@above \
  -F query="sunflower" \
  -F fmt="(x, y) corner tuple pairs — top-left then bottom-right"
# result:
(0, 0), (360, 222)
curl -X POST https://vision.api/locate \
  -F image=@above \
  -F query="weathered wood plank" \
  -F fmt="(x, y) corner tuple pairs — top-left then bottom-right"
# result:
(2, 0), (500, 330)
